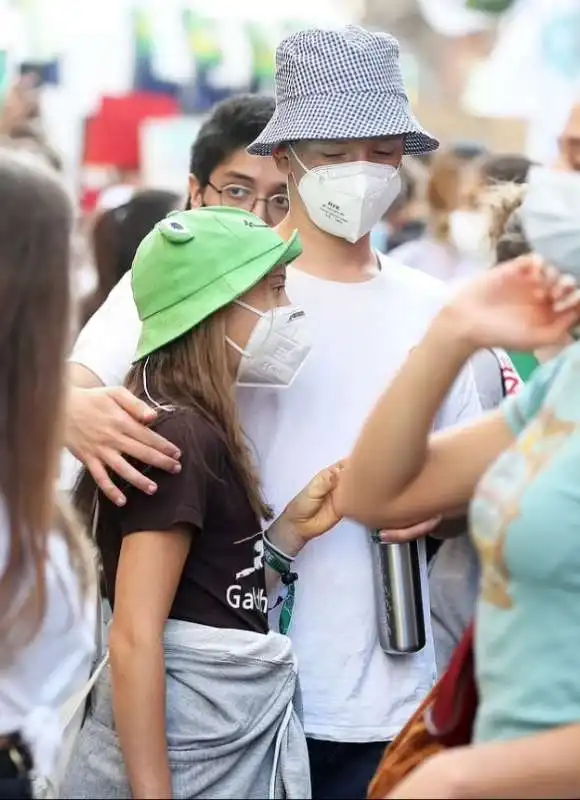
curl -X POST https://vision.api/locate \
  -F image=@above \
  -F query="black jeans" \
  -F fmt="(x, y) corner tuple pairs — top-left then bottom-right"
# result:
(307, 738), (389, 800)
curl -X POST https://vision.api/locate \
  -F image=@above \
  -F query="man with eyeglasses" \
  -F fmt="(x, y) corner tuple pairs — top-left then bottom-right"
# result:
(63, 93), (287, 412)
(59, 93), (288, 493)
(184, 93), (288, 223)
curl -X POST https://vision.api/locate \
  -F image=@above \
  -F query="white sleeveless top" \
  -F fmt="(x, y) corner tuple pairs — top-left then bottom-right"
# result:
(0, 502), (95, 774)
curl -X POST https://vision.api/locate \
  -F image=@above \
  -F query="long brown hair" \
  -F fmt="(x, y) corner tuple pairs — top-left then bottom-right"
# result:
(0, 149), (93, 663)
(75, 306), (272, 525)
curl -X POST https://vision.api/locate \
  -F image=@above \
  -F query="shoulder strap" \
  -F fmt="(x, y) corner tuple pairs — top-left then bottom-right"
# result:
(91, 494), (106, 662)
(59, 495), (109, 732)
(492, 349), (523, 398)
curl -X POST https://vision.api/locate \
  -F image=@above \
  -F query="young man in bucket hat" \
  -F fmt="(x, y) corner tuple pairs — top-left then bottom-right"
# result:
(63, 26), (482, 798)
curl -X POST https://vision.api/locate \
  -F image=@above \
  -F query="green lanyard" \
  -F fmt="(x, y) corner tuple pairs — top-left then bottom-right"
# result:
(278, 578), (297, 636)
(263, 533), (298, 636)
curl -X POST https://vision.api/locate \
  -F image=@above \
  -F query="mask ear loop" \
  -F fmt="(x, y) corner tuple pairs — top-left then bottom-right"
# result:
(289, 145), (308, 173)
(142, 356), (174, 412)
(234, 299), (276, 345)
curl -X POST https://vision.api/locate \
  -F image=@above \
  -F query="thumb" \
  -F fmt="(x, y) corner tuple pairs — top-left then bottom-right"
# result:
(308, 467), (338, 501)
(379, 517), (442, 544)
(111, 386), (157, 423)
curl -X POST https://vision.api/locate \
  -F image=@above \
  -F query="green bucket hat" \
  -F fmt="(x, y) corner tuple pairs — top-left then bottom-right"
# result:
(131, 206), (302, 361)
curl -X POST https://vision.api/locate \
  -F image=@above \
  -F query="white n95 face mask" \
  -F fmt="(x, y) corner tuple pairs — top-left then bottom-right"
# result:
(448, 210), (490, 261)
(290, 146), (402, 244)
(521, 166), (580, 278)
(226, 300), (312, 389)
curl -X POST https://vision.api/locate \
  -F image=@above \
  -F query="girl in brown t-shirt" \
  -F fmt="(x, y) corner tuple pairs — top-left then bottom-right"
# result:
(66, 207), (342, 799)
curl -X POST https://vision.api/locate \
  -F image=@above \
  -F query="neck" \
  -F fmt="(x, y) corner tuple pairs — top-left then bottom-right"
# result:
(277, 205), (380, 283)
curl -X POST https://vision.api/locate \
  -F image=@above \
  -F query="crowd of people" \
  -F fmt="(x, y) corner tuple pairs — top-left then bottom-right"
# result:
(1, 21), (580, 800)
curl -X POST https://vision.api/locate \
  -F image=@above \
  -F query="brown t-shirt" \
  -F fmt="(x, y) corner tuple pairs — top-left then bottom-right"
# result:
(97, 407), (268, 634)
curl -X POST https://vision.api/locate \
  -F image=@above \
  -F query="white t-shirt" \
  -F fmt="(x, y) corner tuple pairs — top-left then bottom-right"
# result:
(0, 504), (95, 774)
(67, 255), (482, 742)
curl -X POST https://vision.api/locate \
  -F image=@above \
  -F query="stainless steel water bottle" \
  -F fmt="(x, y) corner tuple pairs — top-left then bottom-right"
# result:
(370, 532), (426, 655)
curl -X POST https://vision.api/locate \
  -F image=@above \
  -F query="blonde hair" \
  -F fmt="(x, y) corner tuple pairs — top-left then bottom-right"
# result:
(484, 182), (527, 249)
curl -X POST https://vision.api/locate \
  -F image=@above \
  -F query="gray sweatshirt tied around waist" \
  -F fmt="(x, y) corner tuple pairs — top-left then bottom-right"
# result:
(61, 620), (310, 799)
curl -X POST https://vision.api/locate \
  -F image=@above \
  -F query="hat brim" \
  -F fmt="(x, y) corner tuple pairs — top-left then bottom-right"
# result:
(134, 230), (302, 361)
(248, 91), (439, 156)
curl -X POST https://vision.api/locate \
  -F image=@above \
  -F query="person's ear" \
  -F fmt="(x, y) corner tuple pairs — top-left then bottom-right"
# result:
(272, 145), (291, 178)
(188, 174), (204, 208)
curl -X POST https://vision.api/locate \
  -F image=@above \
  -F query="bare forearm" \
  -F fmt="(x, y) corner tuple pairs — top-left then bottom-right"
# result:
(110, 633), (172, 799)
(444, 725), (580, 799)
(337, 308), (475, 517)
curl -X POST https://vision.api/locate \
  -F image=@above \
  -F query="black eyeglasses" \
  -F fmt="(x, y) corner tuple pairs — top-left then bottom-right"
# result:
(208, 182), (289, 222)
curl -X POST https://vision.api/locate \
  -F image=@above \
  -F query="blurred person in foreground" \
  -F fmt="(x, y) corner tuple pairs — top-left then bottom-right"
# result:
(80, 189), (180, 326)
(336, 165), (580, 798)
(0, 150), (95, 798)
(62, 28), (484, 799)
(417, 152), (534, 562)
(428, 180), (558, 675)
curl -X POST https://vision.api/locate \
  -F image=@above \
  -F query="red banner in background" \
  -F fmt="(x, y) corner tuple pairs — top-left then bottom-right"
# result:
(80, 91), (179, 211)
(84, 92), (179, 169)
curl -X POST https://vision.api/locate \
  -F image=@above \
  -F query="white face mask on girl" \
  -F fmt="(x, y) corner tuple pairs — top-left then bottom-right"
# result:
(448, 209), (491, 261)
(290, 146), (402, 244)
(226, 300), (312, 389)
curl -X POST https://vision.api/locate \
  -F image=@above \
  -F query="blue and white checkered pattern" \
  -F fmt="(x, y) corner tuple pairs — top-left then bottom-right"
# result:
(248, 26), (439, 157)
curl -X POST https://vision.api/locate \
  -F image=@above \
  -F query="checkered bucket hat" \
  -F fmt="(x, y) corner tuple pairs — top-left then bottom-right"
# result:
(248, 26), (439, 157)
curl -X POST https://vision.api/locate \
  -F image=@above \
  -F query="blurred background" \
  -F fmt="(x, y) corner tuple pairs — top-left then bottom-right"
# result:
(0, 0), (579, 309)
(0, 0), (578, 201)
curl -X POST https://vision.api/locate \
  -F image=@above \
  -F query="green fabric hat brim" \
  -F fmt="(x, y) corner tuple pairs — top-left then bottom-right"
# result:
(134, 229), (301, 361)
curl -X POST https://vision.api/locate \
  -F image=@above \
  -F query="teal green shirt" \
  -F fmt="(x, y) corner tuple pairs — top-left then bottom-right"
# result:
(471, 341), (580, 742)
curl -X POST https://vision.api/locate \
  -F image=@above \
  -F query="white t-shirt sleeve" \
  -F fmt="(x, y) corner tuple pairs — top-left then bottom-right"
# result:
(434, 359), (483, 430)
(70, 272), (141, 387)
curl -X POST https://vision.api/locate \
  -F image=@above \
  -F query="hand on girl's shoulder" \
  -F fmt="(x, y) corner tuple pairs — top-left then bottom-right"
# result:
(148, 406), (225, 470)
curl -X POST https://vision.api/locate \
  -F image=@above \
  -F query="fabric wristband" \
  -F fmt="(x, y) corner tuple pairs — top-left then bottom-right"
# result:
(263, 532), (298, 636)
